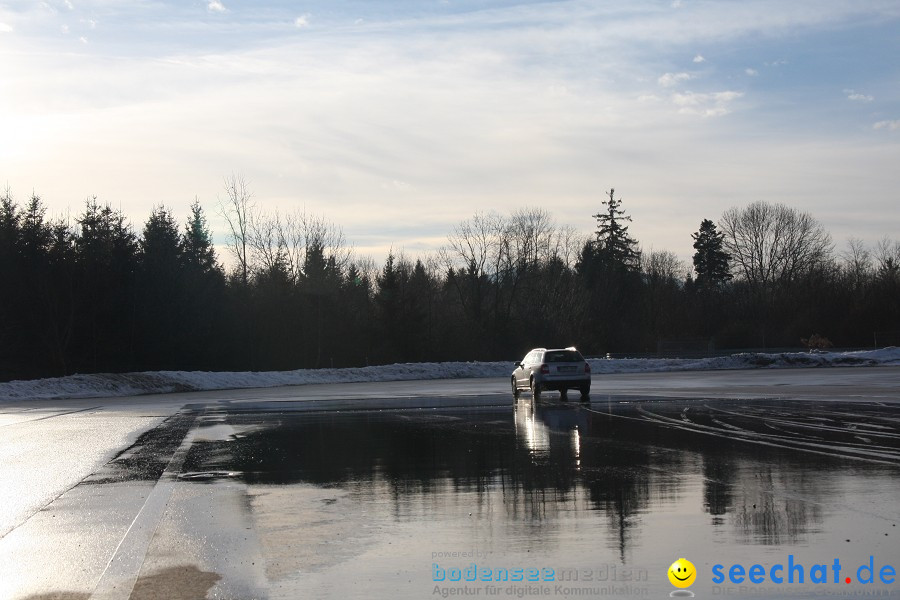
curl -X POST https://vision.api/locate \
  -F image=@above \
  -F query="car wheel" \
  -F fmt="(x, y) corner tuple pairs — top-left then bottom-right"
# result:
(511, 376), (520, 399)
(559, 389), (568, 402)
(579, 385), (590, 402)
(530, 378), (542, 398)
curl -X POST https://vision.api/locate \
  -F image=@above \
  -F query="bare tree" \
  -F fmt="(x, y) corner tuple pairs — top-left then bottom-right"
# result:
(874, 237), (900, 280)
(298, 211), (351, 274)
(218, 174), (254, 285)
(247, 208), (288, 277)
(840, 237), (873, 290)
(642, 249), (688, 340)
(441, 209), (567, 280)
(505, 208), (555, 269)
(719, 201), (833, 291)
(439, 207), (586, 347)
(353, 254), (380, 289)
(248, 209), (351, 284)
(642, 249), (687, 283)
(550, 224), (587, 269)
(439, 212), (505, 325)
(440, 211), (505, 278)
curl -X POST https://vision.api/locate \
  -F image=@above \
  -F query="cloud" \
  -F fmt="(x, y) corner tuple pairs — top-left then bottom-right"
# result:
(382, 179), (412, 191)
(873, 120), (900, 131)
(672, 90), (743, 116)
(60, 24), (69, 34)
(0, 22), (13, 33)
(79, 36), (87, 44)
(745, 68), (758, 76)
(3, 0), (900, 264)
(658, 72), (693, 87)
(845, 89), (873, 102)
(64, 0), (74, 9)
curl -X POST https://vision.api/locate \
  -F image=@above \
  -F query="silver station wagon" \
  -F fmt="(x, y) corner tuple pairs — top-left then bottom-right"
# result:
(511, 347), (591, 400)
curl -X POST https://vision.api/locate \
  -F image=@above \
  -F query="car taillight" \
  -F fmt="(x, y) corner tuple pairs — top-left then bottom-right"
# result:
(540, 364), (549, 374)
(584, 362), (591, 374)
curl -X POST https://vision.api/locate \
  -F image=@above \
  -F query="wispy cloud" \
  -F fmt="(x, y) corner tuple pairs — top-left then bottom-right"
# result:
(2, 0), (900, 262)
(745, 68), (758, 76)
(845, 89), (873, 102)
(0, 22), (13, 33)
(672, 90), (743, 116)
(658, 72), (693, 87)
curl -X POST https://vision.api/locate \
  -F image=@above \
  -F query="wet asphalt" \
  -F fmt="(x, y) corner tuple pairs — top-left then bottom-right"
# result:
(1, 367), (899, 599)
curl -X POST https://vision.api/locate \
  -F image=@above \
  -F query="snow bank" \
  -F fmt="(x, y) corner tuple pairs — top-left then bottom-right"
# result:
(2, 347), (899, 402)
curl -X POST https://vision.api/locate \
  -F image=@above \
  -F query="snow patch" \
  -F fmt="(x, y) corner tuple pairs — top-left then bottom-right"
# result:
(2, 348), (899, 402)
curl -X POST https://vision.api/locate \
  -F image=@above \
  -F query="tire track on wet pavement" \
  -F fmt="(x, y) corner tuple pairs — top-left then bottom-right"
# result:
(0, 405), (101, 428)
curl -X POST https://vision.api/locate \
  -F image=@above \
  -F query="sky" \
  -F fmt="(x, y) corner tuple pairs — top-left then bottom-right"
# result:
(1, 0), (899, 268)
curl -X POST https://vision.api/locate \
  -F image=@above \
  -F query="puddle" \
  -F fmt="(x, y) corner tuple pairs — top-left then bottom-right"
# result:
(171, 398), (900, 598)
(177, 471), (241, 481)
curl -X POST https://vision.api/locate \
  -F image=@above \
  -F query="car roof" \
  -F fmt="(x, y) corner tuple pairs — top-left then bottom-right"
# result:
(529, 347), (579, 352)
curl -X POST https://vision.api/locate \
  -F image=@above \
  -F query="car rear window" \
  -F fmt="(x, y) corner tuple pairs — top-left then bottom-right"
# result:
(544, 350), (583, 363)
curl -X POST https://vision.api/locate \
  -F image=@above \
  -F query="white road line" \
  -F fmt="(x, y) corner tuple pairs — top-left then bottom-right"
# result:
(91, 410), (201, 600)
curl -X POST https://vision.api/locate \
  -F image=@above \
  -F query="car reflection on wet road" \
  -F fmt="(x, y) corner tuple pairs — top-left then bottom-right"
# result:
(2, 381), (900, 599)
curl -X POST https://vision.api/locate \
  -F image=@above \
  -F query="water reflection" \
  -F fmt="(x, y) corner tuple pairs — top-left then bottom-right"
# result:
(729, 467), (825, 545)
(702, 453), (733, 523)
(514, 399), (590, 457)
(182, 398), (900, 557)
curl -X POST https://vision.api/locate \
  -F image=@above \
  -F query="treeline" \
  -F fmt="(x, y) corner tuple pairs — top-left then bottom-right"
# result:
(1, 180), (898, 381)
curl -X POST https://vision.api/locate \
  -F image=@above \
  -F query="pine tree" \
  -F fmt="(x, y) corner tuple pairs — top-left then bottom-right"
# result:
(0, 189), (24, 378)
(181, 198), (218, 274)
(0, 186), (18, 242)
(75, 198), (139, 371)
(374, 253), (407, 361)
(20, 194), (53, 260)
(339, 263), (374, 366)
(44, 218), (78, 375)
(375, 253), (399, 322)
(18, 195), (54, 369)
(142, 206), (182, 273)
(692, 219), (732, 289)
(177, 199), (225, 369)
(135, 206), (184, 367)
(0, 186), (20, 278)
(591, 188), (640, 271)
(576, 188), (643, 352)
(298, 233), (342, 368)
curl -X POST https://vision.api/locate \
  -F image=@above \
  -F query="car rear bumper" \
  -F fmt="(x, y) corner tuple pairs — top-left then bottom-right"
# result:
(537, 377), (590, 391)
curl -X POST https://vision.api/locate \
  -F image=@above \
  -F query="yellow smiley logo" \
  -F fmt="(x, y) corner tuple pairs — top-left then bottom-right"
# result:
(668, 558), (697, 588)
